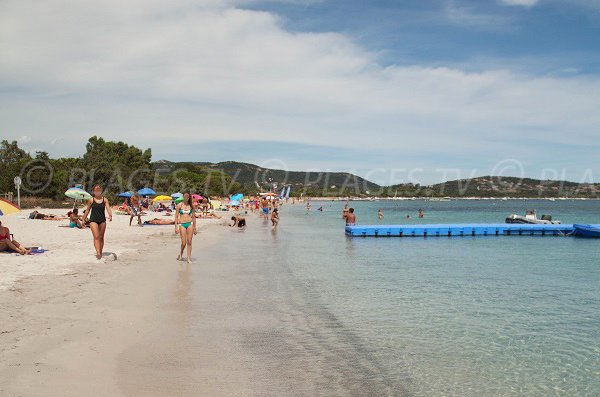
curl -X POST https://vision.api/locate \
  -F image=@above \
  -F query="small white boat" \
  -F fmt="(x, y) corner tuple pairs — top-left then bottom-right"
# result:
(505, 210), (561, 224)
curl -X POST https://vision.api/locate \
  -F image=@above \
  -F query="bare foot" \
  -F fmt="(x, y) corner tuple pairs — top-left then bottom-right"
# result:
(187, 258), (192, 264)
(177, 254), (182, 261)
(96, 253), (102, 260)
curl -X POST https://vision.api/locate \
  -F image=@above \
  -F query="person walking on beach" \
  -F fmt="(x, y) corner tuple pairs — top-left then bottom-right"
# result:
(344, 208), (356, 226)
(129, 191), (142, 226)
(271, 208), (280, 229)
(82, 185), (112, 260)
(175, 192), (197, 264)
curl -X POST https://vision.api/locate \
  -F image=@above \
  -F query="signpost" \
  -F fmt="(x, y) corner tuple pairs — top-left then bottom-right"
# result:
(14, 176), (21, 208)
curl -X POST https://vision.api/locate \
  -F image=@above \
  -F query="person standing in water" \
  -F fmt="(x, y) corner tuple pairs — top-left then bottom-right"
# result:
(378, 209), (384, 220)
(82, 185), (112, 260)
(271, 208), (280, 229)
(342, 203), (349, 219)
(344, 208), (356, 226)
(175, 192), (197, 264)
(261, 197), (269, 220)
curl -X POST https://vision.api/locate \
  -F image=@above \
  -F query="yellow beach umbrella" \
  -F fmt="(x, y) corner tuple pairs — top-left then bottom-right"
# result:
(210, 200), (222, 209)
(152, 195), (173, 203)
(0, 198), (20, 216)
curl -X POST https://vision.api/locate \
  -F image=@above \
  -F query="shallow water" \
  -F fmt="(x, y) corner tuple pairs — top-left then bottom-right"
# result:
(198, 200), (600, 396)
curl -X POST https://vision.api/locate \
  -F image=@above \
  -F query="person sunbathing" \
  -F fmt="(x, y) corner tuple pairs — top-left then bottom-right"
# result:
(196, 212), (222, 219)
(29, 210), (67, 220)
(0, 220), (30, 255)
(68, 208), (85, 228)
(143, 218), (175, 225)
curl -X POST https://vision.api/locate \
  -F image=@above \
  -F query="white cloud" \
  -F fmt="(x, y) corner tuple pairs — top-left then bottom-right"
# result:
(501, 0), (539, 7)
(0, 0), (599, 182)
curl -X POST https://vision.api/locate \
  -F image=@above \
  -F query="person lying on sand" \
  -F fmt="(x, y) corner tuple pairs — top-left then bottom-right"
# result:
(195, 212), (222, 219)
(143, 218), (175, 225)
(29, 210), (67, 220)
(0, 220), (31, 255)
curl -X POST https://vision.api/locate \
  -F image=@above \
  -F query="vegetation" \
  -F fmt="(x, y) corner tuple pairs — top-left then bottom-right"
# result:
(1, 137), (599, 202)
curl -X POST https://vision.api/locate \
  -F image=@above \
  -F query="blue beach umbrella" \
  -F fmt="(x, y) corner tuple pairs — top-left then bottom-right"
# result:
(137, 187), (156, 197)
(171, 192), (183, 199)
(229, 200), (241, 206)
(230, 193), (244, 201)
(117, 191), (133, 198)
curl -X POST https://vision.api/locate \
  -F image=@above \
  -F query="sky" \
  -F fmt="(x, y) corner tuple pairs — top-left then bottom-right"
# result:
(1, 0), (599, 185)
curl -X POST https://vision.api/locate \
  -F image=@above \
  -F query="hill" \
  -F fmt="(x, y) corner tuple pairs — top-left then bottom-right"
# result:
(384, 176), (600, 198)
(153, 160), (381, 196)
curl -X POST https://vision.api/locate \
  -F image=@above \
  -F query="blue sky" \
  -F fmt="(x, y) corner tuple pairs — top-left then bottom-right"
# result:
(1, 0), (599, 185)
(245, 0), (600, 73)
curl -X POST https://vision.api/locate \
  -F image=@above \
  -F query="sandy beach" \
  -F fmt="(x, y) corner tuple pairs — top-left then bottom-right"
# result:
(0, 209), (227, 396)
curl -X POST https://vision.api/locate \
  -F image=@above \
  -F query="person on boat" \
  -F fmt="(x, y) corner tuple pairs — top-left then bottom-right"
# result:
(82, 185), (113, 260)
(271, 209), (279, 229)
(0, 220), (30, 255)
(174, 192), (197, 264)
(231, 215), (246, 229)
(378, 209), (384, 220)
(129, 192), (142, 227)
(345, 208), (356, 226)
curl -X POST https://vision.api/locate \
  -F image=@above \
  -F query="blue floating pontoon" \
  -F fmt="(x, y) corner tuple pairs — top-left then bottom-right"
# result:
(345, 223), (600, 238)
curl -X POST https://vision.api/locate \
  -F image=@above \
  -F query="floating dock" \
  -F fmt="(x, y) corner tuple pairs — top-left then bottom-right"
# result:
(345, 223), (600, 238)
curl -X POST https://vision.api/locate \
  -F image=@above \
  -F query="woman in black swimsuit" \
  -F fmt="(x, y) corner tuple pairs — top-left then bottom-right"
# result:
(83, 185), (113, 259)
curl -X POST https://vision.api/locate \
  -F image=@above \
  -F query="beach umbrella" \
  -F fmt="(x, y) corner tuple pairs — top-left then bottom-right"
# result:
(229, 200), (241, 206)
(117, 191), (133, 198)
(174, 197), (184, 204)
(210, 200), (222, 209)
(65, 187), (91, 200)
(137, 187), (156, 197)
(192, 194), (203, 201)
(230, 193), (244, 201)
(153, 195), (172, 203)
(0, 197), (20, 216)
(171, 192), (183, 199)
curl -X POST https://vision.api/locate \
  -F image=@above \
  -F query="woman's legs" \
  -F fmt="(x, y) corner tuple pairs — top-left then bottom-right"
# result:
(90, 222), (102, 259)
(185, 226), (194, 264)
(0, 239), (27, 255)
(98, 222), (106, 255)
(178, 226), (187, 260)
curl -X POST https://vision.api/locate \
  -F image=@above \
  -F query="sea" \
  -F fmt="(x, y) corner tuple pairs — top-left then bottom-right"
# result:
(200, 199), (600, 396)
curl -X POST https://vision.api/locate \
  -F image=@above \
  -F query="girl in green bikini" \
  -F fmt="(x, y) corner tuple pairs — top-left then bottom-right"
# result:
(175, 191), (197, 263)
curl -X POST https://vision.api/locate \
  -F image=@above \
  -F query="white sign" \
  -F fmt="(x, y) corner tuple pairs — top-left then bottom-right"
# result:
(14, 176), (22, 208)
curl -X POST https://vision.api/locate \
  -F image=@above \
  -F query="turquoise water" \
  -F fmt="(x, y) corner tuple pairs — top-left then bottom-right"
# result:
(264, 200), (600, 396)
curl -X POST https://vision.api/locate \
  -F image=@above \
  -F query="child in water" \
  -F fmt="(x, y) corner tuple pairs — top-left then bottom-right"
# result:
(271, 209), (280, 229)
